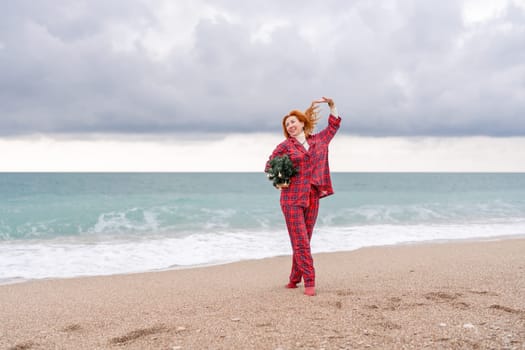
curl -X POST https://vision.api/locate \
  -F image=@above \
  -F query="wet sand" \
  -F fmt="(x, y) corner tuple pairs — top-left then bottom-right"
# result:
(1, 238), (524, 349)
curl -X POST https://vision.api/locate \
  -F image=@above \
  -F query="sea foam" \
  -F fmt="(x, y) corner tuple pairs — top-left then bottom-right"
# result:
(1, 220), (524, 282)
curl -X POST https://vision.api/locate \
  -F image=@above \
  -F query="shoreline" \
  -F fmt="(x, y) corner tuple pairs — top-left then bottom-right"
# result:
(2, 232), (524, 287)
(1, 237), (524, 349)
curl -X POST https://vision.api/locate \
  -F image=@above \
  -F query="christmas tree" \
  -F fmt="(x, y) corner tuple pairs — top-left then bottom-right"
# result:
(266, 155), (299, 189)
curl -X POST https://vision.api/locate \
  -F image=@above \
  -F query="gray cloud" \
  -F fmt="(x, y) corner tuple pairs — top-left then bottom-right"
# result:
(0, 0), (524, 137)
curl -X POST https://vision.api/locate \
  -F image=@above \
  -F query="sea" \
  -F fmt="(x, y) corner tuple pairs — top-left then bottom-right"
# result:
(1, 172), (525, 284)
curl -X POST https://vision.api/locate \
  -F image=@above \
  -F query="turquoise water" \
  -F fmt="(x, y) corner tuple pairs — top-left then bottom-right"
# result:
(0, 173), (278, 240)
(1, 172), (525, 281)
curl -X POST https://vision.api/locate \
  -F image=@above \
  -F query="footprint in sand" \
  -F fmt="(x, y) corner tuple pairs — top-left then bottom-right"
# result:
(469, 290), (499, 297)
(61, 324), (82, 332)
(108, 324), (168, 345)
(489, 304), (523, 314)
(8, 341), (35, 350)
(424, 291), (461, 302)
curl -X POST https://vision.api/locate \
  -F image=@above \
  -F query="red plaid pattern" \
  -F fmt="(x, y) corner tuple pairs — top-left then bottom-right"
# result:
(281, 186), (320, 287)
(265, 114), (341, 207)
(266, 114), (341, 287)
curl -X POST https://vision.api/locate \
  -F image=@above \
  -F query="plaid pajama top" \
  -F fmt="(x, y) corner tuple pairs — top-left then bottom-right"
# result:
(266, 114), (342, 207)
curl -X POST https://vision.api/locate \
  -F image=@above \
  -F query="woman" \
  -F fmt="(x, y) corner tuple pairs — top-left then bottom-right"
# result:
(265, 97), (341, 296)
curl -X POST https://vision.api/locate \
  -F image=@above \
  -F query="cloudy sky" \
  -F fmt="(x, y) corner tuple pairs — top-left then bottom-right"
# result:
(1, 0), (524, 171)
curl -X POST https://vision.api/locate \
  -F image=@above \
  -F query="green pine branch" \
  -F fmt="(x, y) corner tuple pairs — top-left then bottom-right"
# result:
(266, 155), (299, 188)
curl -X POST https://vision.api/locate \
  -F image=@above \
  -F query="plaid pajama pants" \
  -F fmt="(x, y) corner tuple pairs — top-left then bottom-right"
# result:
(281, 186), (320, 288)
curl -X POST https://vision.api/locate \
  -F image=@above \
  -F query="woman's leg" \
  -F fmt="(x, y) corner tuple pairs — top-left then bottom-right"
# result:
(305, 187), (320, 241)
(281, 204), (315, 287)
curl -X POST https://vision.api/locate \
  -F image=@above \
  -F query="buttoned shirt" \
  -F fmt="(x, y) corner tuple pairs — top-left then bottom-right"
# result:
(266, 114), (342, 207)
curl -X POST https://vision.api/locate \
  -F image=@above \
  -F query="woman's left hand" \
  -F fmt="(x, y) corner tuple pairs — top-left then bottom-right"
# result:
(312, 97), (335, 108)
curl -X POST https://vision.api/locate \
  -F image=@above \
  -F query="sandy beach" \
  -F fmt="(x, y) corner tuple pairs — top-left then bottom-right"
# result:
(1, 238), (524, 349)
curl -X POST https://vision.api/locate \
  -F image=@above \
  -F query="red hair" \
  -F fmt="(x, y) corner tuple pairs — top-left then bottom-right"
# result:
(282, 104), (320, 138)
